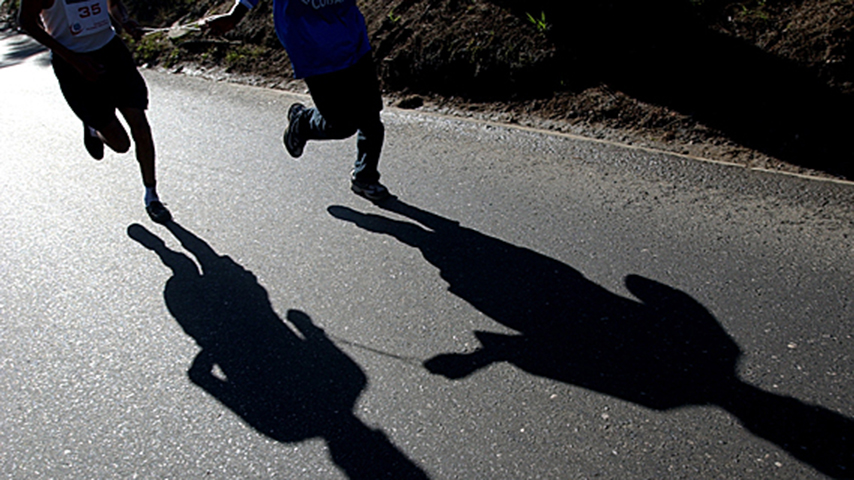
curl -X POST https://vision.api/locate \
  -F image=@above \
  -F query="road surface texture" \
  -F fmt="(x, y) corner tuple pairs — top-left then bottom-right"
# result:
(2, 33), (853, 479)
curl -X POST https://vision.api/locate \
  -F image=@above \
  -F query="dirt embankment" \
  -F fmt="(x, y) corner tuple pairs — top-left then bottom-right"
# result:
(4, 0), (853, 180)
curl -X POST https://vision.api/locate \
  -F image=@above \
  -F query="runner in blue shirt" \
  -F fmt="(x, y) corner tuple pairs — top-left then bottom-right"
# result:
(203, 0), (390, 201)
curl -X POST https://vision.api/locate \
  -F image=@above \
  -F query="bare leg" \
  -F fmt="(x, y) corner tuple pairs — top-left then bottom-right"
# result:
(118, 107), (156, 188)
(95, 116), (131, 155)
(120, 107), (170, 222)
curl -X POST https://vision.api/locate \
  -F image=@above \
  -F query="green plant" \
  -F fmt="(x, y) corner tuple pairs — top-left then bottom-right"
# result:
(734, 0), (770, 21)
(224, 45), (264, 67)
(224, 49), (242, 66)
(132, 32), (170, 64)
(387, 7), (401, 23)
(163, 48), (180, 68)
(525, 11), (549, 33)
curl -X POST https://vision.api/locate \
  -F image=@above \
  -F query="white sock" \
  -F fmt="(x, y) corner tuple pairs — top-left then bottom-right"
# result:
(145, 186), (159, 206)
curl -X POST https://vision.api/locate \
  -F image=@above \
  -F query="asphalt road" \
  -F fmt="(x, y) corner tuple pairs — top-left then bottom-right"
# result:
(2, 33), (853, 479)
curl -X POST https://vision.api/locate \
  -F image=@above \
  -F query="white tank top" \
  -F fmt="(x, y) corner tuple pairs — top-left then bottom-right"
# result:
(41, 0), (115, 53)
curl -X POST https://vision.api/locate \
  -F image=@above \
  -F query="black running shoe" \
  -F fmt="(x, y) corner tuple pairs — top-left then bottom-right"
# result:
(145, 201), (172, 224)
(351, 179), (391, 201)
(283, 103), (307, 158)
(83, 124), (104, 160)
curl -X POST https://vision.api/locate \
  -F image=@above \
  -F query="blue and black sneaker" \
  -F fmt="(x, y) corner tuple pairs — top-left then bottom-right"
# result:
(351, 178), (390, 201)
(145, 201), (172, 224)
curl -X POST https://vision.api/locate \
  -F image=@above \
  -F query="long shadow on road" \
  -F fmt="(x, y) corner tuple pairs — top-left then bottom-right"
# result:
(329, 198), (854, 479)
(0, 30), (48, 69)
(128, 221), (429, 480)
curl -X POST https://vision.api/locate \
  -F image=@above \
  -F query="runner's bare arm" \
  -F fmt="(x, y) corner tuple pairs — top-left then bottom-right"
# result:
(18, 0), (73, 60)
(17, 0), (104, 81)
(107, 0), (142, 40)
(200, 3), (250, 36)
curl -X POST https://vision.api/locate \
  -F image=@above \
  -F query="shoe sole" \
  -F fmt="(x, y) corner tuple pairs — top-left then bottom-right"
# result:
(84, 126), (104, 160)
(283, 104), (305, 158)
(283, 128), (303, 158)
(148, 212), (172, 224)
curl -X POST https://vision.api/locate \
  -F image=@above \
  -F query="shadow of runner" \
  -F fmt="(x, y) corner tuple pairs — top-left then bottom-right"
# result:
(127, 222), (429, 480)
(0, 31), (48, 69)
(328, 199), (854, 479)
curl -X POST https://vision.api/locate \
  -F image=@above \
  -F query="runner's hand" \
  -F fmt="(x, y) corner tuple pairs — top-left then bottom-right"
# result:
(70, 53), (106, 82)
(201, 14), (238, 36)
(121, 18), (144, 41)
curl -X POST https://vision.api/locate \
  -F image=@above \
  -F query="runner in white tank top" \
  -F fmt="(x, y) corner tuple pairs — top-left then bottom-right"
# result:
(40, 0), (115, 53)
(18, 0), (172, 224)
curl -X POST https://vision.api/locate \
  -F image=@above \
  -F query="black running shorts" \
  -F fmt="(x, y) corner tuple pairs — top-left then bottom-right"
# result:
(51, 36), (148, 130)
(305, 51), (383, 130)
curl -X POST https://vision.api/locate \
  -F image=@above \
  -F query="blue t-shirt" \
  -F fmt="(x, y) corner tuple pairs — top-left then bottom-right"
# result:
(238, 0), (371, 78)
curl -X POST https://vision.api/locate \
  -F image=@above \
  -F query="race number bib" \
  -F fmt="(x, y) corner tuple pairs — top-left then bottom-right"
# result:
(64, 0), (111, 37)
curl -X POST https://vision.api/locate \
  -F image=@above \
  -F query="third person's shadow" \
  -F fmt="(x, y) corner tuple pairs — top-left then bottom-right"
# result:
(128, 221), (428, 480)
(328, 199), (853, 479)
